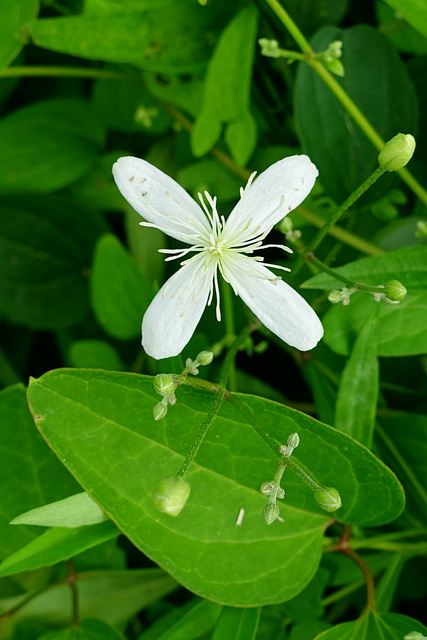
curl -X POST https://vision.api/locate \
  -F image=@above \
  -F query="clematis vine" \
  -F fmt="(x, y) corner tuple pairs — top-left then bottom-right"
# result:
(113, 155), (323, 359)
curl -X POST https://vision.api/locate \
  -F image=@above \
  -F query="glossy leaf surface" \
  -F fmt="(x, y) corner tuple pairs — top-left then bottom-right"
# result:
(27, 369), (404, 605)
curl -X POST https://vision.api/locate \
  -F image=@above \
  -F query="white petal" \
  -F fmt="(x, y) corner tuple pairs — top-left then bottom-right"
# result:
(142, 255), (216, 359)
(113, 156), (210, 243)
(221, 254), (323, 351)
(225, 155), (318, 240)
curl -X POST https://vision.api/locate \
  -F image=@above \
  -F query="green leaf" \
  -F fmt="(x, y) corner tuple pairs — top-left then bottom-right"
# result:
(211, 606), (260, 640)
(11, 492), (109, 528)
(315, 611), (427, 639)
(302, 246), (427, 356)
(277, 0), (348, 36)
(0, 521), (119, 578)
(282, 568), (329, 621)
(29, 2), (236, 74)
(294, 25), (417, 204)
(92, 75), (171, 135)
(90, 234), (152, 340)
(0, 194), (107, 329)
(156, 599), (222, 640)
(376, 1), (427, 54)
(383, 0), (427, 39)
(0, 0), (38, 69)
(0, 385), (79, 560)
(302, 246), (427, 291)
(38, 618), (127, 640)
(27, 369), (404, 606)
(0, 569), (176, 627)
(68, 340), (124, 371)
(334, 307), (379, 448)
(376, 412), (427, 519)
(191, 5), (258, 165)
(0, 98), (104, 194)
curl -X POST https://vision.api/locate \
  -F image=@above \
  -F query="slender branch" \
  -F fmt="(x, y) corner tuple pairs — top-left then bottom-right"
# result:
(176, 322), (259, 478)
(291, 166), (385, 277)
(0, 66), (132, 80)
(65, 560), (79, 627)
(326, 525), (376, 612)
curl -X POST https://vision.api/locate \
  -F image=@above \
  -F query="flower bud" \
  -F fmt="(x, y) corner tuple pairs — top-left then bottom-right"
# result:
(153, 401), (168, 421)
(384, 279), (407, 302)
(404, 633), (427, 640)
(196, 351), (214, 366)
(378, 133), (416, 172)
(263, 502), (280, 525)
(152, 476), (191, 517)
(277, 487), (285, 499)
(314, 486), (342, 512)
(260, 481), (274, 496)
(287, 433), (300, 450)
(153, 373), (176, 396)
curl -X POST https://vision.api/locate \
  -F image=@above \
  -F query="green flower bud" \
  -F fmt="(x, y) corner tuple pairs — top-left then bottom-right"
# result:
(314, 486), (342, 513)
(263, 502), (280, 525)
(404, 633), (427, 640)
(196, 351), (214, 366)
(152, 475), (191, 517)
(328, 289), (344, 304)
(277, 487), (285, 499)
(260, 481), (274, 496)
(287, 432), (300, 450)
(384, 279), (407, 302)
(153, 401), (168, 421)
(153, 373), (176, 396)
(378, 133), (416, 172)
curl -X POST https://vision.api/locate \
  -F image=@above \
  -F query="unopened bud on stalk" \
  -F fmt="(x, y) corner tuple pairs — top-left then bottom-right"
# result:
(153, 373), (176, 396)
(152, 476), (191, 517)
(314, 486), (342, 512)
(153, 401), (168, 421)
(263, 502), (280, 525)
(384, 279), (407, 302)
(196, 351), (214, 366)
(378, 133), (416, 171)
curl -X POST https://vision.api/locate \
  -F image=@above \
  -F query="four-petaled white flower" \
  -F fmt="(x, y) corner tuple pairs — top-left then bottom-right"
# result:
(112, 155), (323, 359)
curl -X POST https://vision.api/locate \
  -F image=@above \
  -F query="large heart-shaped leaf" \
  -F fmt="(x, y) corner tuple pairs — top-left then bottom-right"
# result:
(27, 369), (404, 605)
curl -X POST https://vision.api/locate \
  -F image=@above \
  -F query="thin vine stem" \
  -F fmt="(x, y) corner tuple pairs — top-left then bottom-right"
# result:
(176, 322), (258, 478)
(291, 166), (385, 277)
(0, 65), (131, 80)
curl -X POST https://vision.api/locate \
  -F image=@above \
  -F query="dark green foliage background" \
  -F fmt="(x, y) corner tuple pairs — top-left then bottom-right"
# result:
(0, 0), (427, 639)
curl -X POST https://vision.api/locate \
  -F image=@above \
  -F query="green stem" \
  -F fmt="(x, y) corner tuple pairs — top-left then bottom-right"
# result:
(298, 206), (385, 256)
(292, 166), (385, 277)
(344, 547), (376, 612)
(176, 323), (257, 478)
(264, 0), (312, 53)
(0, 66), (131, 80)
(306, 253), (387, 294)
(264, 0), (427, 205)
(220, 280), (237, 391)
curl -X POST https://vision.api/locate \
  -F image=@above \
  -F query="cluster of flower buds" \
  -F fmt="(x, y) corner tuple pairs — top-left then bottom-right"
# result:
(261, 432), (300, 526)
(316, 40), (344, 77)
(262, 432), (342, 525)
(328, 279), (407, 306)
(278, 216), (301, 243)
(152, 351), (214, 421)
(328, 287), (356, 306)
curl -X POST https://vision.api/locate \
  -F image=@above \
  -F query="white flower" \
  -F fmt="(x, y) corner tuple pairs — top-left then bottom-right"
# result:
(112, 155), (323, 359)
